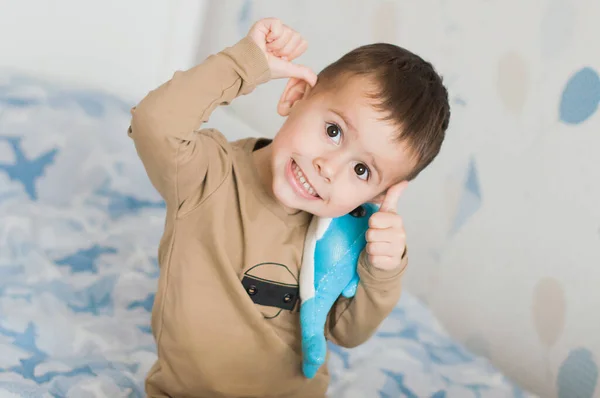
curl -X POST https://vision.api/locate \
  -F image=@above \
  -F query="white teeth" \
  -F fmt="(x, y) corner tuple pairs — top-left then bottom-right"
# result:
(292, 161), (318, 197)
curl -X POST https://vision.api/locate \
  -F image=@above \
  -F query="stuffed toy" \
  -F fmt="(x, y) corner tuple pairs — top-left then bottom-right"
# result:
(299, 202), (378, 378)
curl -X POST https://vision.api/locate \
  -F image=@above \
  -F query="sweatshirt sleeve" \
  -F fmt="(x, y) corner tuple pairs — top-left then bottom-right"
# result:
(128, 37), (270, 211)
(325, 248), (408, 348)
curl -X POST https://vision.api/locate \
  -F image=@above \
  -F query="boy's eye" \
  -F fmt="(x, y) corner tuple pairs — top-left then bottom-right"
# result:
(326, 123), (342, 144)
(354, 163), (370, 180)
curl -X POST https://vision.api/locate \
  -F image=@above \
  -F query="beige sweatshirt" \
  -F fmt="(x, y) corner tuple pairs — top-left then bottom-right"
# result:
(128, 36), (407, 398)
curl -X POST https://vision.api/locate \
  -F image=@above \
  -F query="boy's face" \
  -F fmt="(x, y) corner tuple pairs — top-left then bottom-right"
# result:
(270, 76), (415, 218)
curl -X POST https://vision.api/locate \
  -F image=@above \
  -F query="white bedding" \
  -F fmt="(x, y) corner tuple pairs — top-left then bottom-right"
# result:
(0, 74), (535, 397)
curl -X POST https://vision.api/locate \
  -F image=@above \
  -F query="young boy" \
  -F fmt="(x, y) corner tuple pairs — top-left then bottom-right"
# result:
(128, 18), (449, 398)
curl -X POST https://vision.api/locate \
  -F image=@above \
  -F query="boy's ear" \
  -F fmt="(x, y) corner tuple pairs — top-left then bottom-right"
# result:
(277, 77), (312, 116)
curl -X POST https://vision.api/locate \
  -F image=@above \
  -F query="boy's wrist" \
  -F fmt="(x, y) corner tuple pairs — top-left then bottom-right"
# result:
(222, 36), (271, 88)
(358, 250), (407, 285)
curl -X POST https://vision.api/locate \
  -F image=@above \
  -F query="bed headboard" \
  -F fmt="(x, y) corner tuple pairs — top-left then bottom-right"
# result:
(0, 0), (209, 103)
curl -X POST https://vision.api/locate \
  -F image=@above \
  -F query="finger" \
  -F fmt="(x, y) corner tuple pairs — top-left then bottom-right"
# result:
(366, 242), (394, 256)
(271, 58), (318, 86)
(380, 181), (408, 213)
(289, 64), (318, 86)
(278, 33), (303, 59)
(251, 18), (281, 43)
(288, 39), (308, 61)
(263, 18), (283, 42)
(367, 240), (406, 257)
(366, 227), (405, 244)
(368, 212), (404, 230)
(268, 26), (293, 51)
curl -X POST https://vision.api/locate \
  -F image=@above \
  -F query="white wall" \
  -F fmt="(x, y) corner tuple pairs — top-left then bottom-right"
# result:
(0, 0), (208, 102)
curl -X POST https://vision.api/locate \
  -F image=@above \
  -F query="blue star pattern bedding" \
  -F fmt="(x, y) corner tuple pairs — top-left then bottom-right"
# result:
(0, 75), (535, 397)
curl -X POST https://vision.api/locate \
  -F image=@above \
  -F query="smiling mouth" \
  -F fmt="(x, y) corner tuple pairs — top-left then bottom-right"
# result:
(291, 160), (320, 198)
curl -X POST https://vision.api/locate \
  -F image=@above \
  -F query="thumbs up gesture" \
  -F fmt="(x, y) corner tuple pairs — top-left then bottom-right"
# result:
(247, 18), (318, 87)
(365, 181), (409, 271)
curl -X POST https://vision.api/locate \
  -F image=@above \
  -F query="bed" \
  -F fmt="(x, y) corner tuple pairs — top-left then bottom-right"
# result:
(0, 74), (535, 397)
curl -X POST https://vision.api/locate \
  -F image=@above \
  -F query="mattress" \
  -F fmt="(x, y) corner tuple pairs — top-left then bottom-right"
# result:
(0, 75), (535, 397)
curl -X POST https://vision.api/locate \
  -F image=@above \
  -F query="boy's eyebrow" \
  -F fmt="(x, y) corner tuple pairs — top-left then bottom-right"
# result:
(331, 108), (357, 133)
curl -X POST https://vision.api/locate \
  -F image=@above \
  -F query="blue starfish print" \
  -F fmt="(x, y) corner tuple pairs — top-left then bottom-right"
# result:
(127, 293), (155, 313)
(94, 182), (165, 219)
(55, 244), (118, 274)
(0, 136), (58, 200)
(379, 369), (418, 398)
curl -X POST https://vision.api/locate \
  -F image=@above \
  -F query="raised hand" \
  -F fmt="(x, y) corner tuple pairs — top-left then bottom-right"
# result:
(366, 181), (409, 271)
(247, 18), (317, 86)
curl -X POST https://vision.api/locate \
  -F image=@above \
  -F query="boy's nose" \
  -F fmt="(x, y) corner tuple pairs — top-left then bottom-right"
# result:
(313, 157), (335, 183)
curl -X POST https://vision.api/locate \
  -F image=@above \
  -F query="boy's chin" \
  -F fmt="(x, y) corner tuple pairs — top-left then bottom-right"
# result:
(280, 197), (349, 219)
(273, 181), (357, 218)
(274, 191), (310, 213)
(274, 188), (320, 215)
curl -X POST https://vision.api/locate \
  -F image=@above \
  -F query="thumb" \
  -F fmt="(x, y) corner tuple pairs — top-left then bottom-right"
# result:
(379, 181), (408, 213)
(270, 57), (318, 86)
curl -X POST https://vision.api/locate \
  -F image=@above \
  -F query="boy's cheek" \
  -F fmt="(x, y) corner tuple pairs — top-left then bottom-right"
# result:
(278, 122), (317, 150)
(309, 196), (355, 218)
(325, 194), (371, 218)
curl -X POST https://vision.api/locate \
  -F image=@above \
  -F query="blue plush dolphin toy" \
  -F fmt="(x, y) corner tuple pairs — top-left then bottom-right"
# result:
(299, 202), (379, 378)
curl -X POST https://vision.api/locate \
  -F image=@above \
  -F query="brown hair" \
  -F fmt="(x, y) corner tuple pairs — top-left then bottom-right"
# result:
(315, 43), (451, 181)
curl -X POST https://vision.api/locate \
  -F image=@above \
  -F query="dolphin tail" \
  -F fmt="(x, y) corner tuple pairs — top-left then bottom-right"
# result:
(300, 296), (331, 378)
